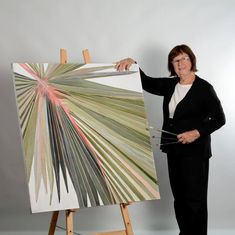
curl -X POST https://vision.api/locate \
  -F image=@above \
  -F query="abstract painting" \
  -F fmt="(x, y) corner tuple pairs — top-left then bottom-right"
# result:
(12, 63), (160, 213)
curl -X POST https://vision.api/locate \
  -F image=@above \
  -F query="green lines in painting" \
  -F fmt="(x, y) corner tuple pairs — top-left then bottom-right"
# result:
(12, 63), (159, 210)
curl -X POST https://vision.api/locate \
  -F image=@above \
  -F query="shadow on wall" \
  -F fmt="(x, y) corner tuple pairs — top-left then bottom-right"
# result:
(134, 44), (177, 230)
(139, 42), (169, 77)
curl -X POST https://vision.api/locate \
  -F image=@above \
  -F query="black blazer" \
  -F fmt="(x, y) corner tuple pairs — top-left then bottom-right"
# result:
(140, 69), (226, 158)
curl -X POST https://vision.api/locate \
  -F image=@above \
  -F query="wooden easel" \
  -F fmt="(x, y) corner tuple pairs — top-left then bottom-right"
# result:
(48, 48), (134, 235)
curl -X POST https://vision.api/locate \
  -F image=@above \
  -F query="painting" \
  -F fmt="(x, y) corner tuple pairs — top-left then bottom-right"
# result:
(12, 63), (160, 213)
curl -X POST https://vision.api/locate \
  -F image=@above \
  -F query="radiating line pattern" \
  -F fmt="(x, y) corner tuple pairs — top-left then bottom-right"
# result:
(12, 63), (160, 212)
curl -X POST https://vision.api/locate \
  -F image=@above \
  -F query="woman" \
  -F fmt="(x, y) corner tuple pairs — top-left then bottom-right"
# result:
(115, 44), (226, 235)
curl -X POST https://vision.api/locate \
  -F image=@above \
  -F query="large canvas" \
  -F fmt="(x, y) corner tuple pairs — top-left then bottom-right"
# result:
(12, 63), (160, 213)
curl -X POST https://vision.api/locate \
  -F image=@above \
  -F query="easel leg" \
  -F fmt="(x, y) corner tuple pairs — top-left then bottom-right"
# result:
(66, 210), (74, 235)
(82, 48), (92, 63)
(120, 204), (134, 235)
(48, 211), (59, 235)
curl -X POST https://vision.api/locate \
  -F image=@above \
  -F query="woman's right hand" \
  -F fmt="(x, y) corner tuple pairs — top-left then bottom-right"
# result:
(115, 58), (136, 71)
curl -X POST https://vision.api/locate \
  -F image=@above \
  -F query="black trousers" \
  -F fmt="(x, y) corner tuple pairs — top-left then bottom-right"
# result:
(167, 154), (209, 235)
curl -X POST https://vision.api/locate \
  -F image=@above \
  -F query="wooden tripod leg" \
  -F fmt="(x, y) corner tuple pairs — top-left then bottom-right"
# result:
(120, 204), (134, 235)
(48, 211), (59, 235)
(91, 204), (134, 235)
(66, 210), (74, 235)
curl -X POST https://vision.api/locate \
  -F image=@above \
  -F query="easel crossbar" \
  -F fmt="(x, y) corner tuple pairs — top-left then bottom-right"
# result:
(90, 230), (126, 235)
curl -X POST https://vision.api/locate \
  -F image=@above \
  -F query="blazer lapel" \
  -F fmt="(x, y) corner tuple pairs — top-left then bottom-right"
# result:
(173, 76), (199, 119)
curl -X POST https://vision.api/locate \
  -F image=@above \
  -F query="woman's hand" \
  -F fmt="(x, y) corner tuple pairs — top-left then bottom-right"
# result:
(115, 58), (136, 71)
(177, 129), (200, 144)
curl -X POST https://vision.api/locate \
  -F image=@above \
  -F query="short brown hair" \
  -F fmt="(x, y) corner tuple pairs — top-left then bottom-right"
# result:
(168, 44), (198, 76)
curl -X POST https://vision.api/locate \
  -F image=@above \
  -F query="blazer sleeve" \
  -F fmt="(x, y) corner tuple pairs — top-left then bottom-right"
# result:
(196, 84), (226, 136)
(139, 68), (174, 96)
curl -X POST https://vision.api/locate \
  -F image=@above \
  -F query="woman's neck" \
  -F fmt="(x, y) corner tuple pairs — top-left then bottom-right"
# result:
(179, 73), (196, 85)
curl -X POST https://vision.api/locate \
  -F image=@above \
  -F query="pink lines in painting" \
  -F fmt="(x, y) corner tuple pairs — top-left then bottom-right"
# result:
(12, 63), (160, 212)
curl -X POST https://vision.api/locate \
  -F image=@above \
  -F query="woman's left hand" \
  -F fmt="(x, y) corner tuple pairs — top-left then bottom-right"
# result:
(177, 129), (200, 144)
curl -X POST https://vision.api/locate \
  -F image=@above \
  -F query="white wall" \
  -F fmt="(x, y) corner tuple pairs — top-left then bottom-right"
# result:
(0, 0), (234, 233)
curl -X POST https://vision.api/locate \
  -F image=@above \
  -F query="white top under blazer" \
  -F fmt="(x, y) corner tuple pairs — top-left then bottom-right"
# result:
(169, 83), (192, 118)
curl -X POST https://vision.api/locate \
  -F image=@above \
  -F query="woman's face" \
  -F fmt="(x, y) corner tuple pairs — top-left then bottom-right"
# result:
(172, 53), (192, 77)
